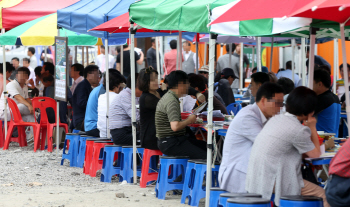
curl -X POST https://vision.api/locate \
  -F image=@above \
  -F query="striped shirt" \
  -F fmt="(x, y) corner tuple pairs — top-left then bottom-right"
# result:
(109, 87), (140, 130)
(155, 90), (186, 139)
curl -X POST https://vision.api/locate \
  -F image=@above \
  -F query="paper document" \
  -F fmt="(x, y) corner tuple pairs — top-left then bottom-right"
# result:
(192, 101), (207, 115)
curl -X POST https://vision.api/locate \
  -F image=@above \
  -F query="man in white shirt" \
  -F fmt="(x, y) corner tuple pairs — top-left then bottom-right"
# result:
(276, 61), (300, 88)
(97, 70), (126, 137)
(95, 45), (115, 73)
(219, 83), (284, 193)
(70, 63), (84, 95)
(28, 47), (37, 69)
(22, 58), (35, 84)
(182, 41), (199, 74)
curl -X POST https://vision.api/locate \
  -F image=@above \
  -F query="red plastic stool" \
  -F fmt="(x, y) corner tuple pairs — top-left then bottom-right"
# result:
(0, 121), (4, 148)
(89, 141), (114, 177)
(140, 149), (163, 188)
(83, 138), (110, 175)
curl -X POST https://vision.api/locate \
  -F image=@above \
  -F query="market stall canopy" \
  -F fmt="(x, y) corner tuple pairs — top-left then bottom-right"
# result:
(2, 0), (79, 30)
(0, 0), (23, 29)
(129, 0), (233, 33)
(0, 13), (102, 46)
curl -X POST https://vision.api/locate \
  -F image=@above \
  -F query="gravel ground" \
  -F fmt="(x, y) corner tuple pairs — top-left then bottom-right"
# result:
(0, 143), (205, 207)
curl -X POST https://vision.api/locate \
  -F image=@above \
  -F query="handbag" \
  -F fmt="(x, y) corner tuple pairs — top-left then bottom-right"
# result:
(301, 160), (319, 185)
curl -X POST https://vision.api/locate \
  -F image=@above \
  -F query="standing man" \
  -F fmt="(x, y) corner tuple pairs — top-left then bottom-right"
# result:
(27, 47), (37, 69)
(10, 57), (21, 80)
(22, 58), (35, 84)
(146, 38), (160, 70)
(95, 45), (115, 72)
(234, 43), (250, 88)
(182, 41), (199, 74)
(276, 61), (300, 88)
(116, 44), (144, 77)
(164, 40), (183, 75)
(216, 44), (240, 94)
(70, 63), (84, 95)
(306, 47), (331, 69)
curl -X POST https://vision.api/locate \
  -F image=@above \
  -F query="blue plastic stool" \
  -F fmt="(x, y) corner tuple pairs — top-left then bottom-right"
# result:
(76, 135), (96, 168)
(209, 187), (228, 207)
(72, 129), (80, 134)
(120, 146), (144, 183)
(61, 133), (80, 167)
(100, 145), (123, 183)
(155, 156), (189, 200)
(183, 160), (221, 206)
(227, 197), (271, 207)
(219, 193), (262, 207)
(280, 196), (323, 207)
(181, 160), (197, 204)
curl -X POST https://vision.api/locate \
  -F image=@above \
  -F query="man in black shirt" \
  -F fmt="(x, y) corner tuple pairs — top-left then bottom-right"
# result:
(146, 38), (160, 70)
(116, 44), (144, 77)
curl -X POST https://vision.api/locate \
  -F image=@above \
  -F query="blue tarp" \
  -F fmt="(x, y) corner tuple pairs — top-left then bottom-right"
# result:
(57, 0), (196, 40)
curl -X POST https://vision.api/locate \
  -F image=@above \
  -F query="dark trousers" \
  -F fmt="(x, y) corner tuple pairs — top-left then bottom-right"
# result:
(74, 120), (84, 131)
(326, 174), (350, 207)
(157, 133), (207, 159)
(86, 128), (100, 137)
(111, 126), (139, 146)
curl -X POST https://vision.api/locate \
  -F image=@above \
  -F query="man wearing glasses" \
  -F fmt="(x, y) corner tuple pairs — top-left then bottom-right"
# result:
(219, 82), (284, 193)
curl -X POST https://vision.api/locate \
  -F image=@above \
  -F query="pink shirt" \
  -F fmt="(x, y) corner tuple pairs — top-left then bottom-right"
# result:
(163, 49), (184, 75)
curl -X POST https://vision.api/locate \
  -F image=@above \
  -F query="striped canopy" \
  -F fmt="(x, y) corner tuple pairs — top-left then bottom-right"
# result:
(0, 13), (102, 46)
(0, 0), (23, 29)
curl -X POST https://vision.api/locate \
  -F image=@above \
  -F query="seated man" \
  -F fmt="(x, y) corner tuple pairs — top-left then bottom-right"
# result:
(72, 65), (100, 131)
(189, 74), (227, 114)
(276, 61), (300, 88)
(156, 71), (207, 159)
(326, 139), (350, 207)
(215, 68), (238, 106)
(0, 62), (14, 95)
(97, 70), (126, 138)
(219, 82), (284, 193)
(276, 77), (295, 104)
(0, 67), (35, 123)
(249, 72), (270, 104)
(109, 74), (141, 145)
(313, 69), (340, 134)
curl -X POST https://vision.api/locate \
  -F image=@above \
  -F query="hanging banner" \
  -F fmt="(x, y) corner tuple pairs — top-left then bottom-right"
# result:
(54, 36), (68, 102)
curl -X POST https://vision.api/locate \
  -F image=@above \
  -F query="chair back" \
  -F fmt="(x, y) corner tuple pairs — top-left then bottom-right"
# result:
(316, 103), (341, 137)
(7, 97), (23, 123)
(226, 103), (242, 116)
(32, 97), (59, 124)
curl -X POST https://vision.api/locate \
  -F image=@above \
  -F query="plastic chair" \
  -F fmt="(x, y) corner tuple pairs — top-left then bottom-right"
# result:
(89, 141), (114, 177)
(279, 195), (323, 207)
(3, 98), (40, 151)
(61, 133), (80, 167)
(316, 103), (341, 137)
(0, 121), (4, 148)
(100, 145), (123, 183)
(120, 146), (144, 183)
(226, 103), (242, 116)
(32, 97), (68, 152)
(155, 156), (189, 200)
(140, 149), (163, 188)
(76, 135), (96, 168)
(83, 138), (111, 175)
(227, 197), (271, 207)
(209, 187), (228, 207)
(219, 193), (262, 207)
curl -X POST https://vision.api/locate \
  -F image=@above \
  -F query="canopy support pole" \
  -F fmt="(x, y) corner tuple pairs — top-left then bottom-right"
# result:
(239, 43), (244, 94)
(74, 46), (78, 64)
(301, 38), (306, 86)
(252, 46), (255, 70)
(257, 37), (262, 72)
(86, 47), (89, 65)
(340, 24), (350, 134)
(156, 37), (161, 83)
(229, 44), (232, 69)
(105, 39), (110, 139)
(2, 28), (7, 141)
(205, 33), (217, 207)
(179, 31), (183, 71)
(56, 29), (60, 156)
(130, 22), (137, 185)
(333, 38), (338, 93)
(44, 46), (48, 62)
(291, 39), (296, 83)
(121, 44), (124, 75)
(82, 46), (84, 66)
(270, 38), (274, 72)
(196, 34), (199, 72)
(204, 42), (208, 65)
(308, 28), (317, 89)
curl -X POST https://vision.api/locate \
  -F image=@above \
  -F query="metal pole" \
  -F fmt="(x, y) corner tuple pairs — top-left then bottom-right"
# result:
(340, 24), (350, 134)
(204, 42), (208, 65)
(56, 29), (60, 156)
(269, 38), (274, 72)
(156, 37), (161, 83)
(291, 39), (296, 82)
(179, 31), (183, 71)
(229, 44), (232, 68)
(308, 29), (316, 89)
(120, 44), (124, 75)
(252, 46), (255, 69)
(176, 35), (180, 70)
(333, 38), (338, 93)
(239, 43), (244, 94)
(130, 22), (137, 184)
(2, 28), (7, 140)
(105, 39), (110, 138)
(205, 33), (216, 207)
(195, 36), (199, 72)
(44, 46), (48, 62)
(298, 45), (302, 78)
(257, 37), (262, 71)
(82, 46), (84, 66)
(86, 47), (89, 66)
(301, 38), (306, 86)
(74, 46), (77, 64)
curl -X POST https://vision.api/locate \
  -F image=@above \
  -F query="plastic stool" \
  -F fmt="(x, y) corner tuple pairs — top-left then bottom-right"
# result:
(280, 196), (323, 207)
(89, 141), (114, 177)
(83, 138), (111, 175)
(210, 187), (228, 207)
(72, 129), (80, 133)
(140, 149), (163, 188)
(220, 193), (262, 207)
(227, 197), (271, 207)
(76, 135), (96, 168)
(155, 156), (189, 200)
(181, 160), (197, 205)
(120, 146), (144, 183)
(61, 133), (80, 167)
(100, 145), (123, 182)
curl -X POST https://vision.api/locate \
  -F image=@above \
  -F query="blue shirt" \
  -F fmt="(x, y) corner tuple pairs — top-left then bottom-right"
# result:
(276, 69), (300, 88)
(72, 79), (92, 128)
(84, 84), (106, 131)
